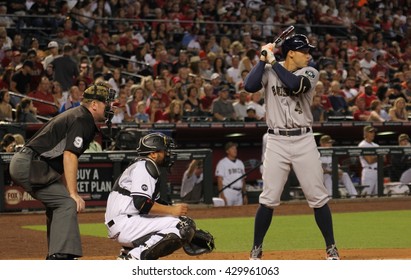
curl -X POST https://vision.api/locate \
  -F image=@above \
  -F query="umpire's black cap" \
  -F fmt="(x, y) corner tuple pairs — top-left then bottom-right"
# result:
(281, 34), (315, 57)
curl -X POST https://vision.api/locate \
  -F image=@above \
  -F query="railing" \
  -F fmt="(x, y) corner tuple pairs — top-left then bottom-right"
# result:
(318, 146), (411, 198)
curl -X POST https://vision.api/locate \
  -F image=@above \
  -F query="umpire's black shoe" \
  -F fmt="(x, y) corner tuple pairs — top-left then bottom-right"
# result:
(46, 253), (79, 260)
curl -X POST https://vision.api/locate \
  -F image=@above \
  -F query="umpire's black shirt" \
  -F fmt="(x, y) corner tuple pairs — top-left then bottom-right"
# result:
(26, 105), (98, 174)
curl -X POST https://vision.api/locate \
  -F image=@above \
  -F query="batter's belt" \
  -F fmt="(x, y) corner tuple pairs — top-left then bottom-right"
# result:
(268, 127), (310, 136)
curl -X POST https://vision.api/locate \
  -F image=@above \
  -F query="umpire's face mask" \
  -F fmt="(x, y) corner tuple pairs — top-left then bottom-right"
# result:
(104, 88), (116, 123)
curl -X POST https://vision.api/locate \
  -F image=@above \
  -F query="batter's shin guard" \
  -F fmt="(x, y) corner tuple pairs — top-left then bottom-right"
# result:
(140, 233), (183, 260)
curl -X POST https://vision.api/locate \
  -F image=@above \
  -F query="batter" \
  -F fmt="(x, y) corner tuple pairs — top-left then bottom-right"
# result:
(244, 34), (339, 260)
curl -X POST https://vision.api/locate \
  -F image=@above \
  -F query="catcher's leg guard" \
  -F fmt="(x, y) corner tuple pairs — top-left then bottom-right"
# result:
(140, 233), (183, 260)
(177, 216), (196, 243)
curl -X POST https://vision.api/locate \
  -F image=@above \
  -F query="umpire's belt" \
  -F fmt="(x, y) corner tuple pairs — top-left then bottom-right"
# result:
(268, 127), (310, 136)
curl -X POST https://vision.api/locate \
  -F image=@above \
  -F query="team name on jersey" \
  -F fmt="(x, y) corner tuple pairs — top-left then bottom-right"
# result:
(271, 85), (293, 97)
(228, 168), (243, 175)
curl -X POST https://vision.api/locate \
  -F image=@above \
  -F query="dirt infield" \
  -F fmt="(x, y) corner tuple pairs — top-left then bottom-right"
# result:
(1, 197), (411, 260)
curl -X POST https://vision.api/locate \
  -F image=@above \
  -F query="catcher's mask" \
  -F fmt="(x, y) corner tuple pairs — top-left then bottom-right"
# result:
(137, 132), (176, 168)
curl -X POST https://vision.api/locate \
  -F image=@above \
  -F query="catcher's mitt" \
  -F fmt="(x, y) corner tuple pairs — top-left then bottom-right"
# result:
(183, 229), (215, 256)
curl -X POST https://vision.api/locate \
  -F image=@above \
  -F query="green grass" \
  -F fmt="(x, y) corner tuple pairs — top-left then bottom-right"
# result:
(22, 210), (411, 252)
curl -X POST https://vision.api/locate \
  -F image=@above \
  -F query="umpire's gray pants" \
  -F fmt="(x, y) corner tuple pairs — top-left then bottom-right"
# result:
(9, 150), (82, 257)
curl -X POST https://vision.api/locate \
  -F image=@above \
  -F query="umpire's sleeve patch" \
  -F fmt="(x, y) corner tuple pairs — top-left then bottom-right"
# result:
(305, 70), (315, 79)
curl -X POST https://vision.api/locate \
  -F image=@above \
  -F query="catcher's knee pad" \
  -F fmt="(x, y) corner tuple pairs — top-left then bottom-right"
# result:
(140, 233), (183, 260)
(177, 216), (196, 242)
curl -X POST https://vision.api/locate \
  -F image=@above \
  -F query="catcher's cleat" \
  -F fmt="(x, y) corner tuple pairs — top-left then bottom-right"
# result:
(249, 245), (262, 260)
(116, 249), (129, 260)
(326, 244), (340, 260)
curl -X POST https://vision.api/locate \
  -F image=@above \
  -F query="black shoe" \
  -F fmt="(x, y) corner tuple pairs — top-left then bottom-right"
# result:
(46, 253), (79, 260)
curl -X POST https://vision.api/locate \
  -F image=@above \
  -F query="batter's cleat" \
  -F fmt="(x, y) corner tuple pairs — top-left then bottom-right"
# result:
(326, 244), (340, 260)
(249, 245), (262, 260)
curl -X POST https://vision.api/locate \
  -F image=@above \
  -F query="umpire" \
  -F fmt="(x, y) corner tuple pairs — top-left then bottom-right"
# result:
(10, 82), (114, 260)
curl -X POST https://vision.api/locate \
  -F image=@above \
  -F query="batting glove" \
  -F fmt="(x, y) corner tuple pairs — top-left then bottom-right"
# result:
(260, 43), (276, 65)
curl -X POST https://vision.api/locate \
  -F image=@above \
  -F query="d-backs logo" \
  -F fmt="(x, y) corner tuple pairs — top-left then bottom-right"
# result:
(141, 184), (148, 191)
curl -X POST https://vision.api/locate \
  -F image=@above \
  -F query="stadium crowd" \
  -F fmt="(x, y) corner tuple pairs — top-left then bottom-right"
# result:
(0, 0), (411, 125)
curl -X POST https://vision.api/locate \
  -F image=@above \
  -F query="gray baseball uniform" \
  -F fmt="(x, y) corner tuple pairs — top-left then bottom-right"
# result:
(259, 62), (329, 208)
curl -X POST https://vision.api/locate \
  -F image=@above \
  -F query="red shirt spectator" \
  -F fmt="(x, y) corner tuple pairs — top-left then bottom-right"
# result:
(357, 84), (377, 110)
(27, 76), (58, 117)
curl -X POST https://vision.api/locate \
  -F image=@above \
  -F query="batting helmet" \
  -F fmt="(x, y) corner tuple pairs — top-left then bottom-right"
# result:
(137, 132), (176, 167)
(281, 34), (315, 58)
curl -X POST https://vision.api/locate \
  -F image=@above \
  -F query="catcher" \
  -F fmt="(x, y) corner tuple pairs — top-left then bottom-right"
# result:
(104, 132), (214, 259)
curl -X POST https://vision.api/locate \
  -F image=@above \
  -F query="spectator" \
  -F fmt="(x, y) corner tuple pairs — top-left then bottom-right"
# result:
(162, 99), (183, 123)
(388, 83), (408, 104)
(357, 83), (377, 110)
(211, 86), (236, 122)
(127, 85), (146, 117)
(342, 76), (359, 106)
(146, 77), (170, 111)
(226, 55), (241, 85)
(328, 80), (350, 116)
(358, 126), (379, 197)
(15, 97), (41, 123)
(215, 142), (247, 206)
(91, 55), (109, 77)
(311, 95), (325, 122)
(359, 49), (376, 77)
(27, 76), (58, 118)
(370, 54), (389, 81)
(146, 97), (163, 123)
(388, 97), (409, 122)
(233, 90), (249, 121)
(25, 48), (45, 92)
(10, 60), (33, 97)
(319, 135), (358, 198)
(107, 68), (125, 96)
(200, 82), (216, 115)
(352, 96), (371, 121)
(315, 81), (333, 115)
(51, 80), (67, 109)
(59, 85), (82, 113)
(0, 89), (12, 121)
(366, 99), (386, 122)
(244, 106), (259, 122)
(247, 90), (265, 120)
(183, 85), (202, 121)
(0, 133), (15, 152)
(111, 91), (132, 124)
(180, 159), (204, 203)
(51, 44), (79, 95)
(134, 100), (149, 123)
(43, 41), (60, 69)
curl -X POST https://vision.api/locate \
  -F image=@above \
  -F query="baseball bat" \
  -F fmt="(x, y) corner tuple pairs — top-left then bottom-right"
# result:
(218, 161), (263, 194)
(261, 25), (295, 56)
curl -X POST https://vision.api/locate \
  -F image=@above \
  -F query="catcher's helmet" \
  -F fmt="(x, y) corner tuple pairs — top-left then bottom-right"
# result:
(281, 34), (315, 58)
(137, 132), (176, 167)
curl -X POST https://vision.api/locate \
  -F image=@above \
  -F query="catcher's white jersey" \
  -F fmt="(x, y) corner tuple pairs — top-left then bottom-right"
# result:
(105, 160), (159, 222)
(262, 62), (318, 129)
